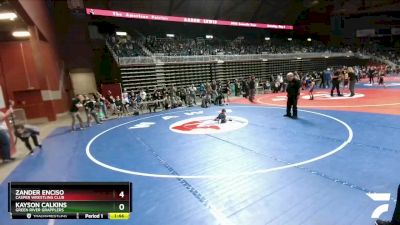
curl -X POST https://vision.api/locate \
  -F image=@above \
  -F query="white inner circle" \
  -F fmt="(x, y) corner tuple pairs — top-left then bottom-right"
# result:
(363, 82), (400, 87)
(169, 116), (248, 135)
(301, 92), (365, 100)
(86, 106), (353, 179)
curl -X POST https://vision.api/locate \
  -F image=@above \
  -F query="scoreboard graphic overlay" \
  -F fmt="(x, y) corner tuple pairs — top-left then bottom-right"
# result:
(8, 182), (132, 220)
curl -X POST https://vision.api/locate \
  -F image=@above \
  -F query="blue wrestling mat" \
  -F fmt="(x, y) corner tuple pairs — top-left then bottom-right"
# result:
(1, 105), (399, 225)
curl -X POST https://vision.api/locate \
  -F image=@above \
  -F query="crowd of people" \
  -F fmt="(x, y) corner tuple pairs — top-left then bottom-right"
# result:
(143, 36), (340, 56)
(106, 34), (400, 67)
(70, 87), (196, 131)
(69, 77), (262, 131)
(109, 34), (352, 57)
(283, 65), (394, 119)
(107, 35), (146, 57)
(357, 41), (400, 65)
(68, 63), (397, 132)
(270, 64), (395, 96)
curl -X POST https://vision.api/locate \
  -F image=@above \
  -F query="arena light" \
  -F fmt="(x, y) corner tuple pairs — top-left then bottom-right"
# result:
(296, 57), (302, 60)
(265, 37), (270, 41)
(205, 35), (213, 39)
(12, 30), (30, 38)
(116, 31), (127, 36)
(166, 33), (175, 38)
(85, 8), (294, 30)
(288, 38), (292, 41)
(307, 38), (312, 42)
(324, 56), (329, 58)
(0, 12), (17, 20)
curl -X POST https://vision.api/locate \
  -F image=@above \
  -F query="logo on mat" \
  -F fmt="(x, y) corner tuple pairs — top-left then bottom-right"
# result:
(169, 116), (248, 134)
(367, 193), (391, 219)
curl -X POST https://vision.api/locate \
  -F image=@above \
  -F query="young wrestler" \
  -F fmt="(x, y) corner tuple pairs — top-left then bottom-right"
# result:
(378, 70), (386, 88)
(15, 124), (42, 154)
(309, 78), (315, 100)
(215, 109), (227, 124)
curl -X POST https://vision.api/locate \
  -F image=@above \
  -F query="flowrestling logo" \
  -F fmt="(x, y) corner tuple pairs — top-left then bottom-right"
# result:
(169, 116), (248, 134)
(367, 193), (391, 219)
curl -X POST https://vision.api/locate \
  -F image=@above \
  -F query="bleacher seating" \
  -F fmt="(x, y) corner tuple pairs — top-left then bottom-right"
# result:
(108, 34), (352, 57)
(107, 35), (146, 57)
(106, 33), (399, 93)
(106, 33), (399, 67)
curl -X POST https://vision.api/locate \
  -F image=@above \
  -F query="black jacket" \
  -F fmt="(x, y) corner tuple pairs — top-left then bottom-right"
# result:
(286, 79), (301, 97)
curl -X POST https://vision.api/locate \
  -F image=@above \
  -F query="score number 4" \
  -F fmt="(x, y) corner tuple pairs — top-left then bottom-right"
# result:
(118, 191), (126, 211)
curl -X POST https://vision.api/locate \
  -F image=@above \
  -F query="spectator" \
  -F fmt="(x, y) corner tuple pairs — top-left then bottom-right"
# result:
(347, 67), (357, 97)
(323, 68), (332, 88)
(139, 89), (147, 101)
(249, 75), (256, 102)
(189, 84), (197, 105)
(70, 94), (85, 131)
(0, 103), (15, 162)
(277, 73), (284, 91)
(108, 95), (117, 115)
(97, 93), (108, 120)
(84, 95), (102, 126)
(115, 96), (124, 117)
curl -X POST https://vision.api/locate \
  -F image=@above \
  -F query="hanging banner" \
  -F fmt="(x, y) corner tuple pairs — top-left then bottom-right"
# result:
(86, 8), (294, 30)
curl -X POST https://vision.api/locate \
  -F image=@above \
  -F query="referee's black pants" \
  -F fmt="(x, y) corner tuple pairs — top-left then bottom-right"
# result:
(286, 95), (298, 117)
(393, 184), (400, 225)
(331, 80), (340, 96)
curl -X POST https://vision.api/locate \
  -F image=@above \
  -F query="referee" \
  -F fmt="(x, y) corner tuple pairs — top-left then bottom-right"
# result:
(330, 70), (343, 97)
(284, 72), (301, 119)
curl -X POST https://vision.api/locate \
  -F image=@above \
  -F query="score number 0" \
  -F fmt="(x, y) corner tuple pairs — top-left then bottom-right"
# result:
(118, 191), (125, 211)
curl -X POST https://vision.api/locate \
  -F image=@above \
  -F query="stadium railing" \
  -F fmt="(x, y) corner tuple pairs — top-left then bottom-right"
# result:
(117, 52), (354, 65)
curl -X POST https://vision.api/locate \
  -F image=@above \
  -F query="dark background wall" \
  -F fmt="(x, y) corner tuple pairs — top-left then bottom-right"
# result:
(0, 0), (70, 120)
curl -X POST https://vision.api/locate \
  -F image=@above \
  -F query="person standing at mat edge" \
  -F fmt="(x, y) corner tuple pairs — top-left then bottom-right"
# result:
(284, 72), (301, 119)
(331, 70), (343, 97)
(347, 67), (357, 97)
(249, 75), (256, 102)
(70, 94), (85, 131)
(0, 102), (15, 162)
